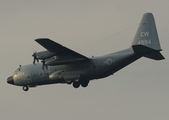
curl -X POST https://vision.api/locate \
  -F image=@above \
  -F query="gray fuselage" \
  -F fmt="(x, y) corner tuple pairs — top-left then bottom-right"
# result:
(11, 48), (139, 87)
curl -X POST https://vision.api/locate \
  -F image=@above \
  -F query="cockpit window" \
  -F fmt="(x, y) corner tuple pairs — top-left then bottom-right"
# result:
(15, 67), (21, 73)
(18, 67), (21, 71)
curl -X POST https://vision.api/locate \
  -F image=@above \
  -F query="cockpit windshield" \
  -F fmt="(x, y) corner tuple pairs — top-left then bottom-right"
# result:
(14, 67), (21, 73)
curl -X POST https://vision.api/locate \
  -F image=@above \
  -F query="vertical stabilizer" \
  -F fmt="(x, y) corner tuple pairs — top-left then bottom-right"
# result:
(132, 13), (161, 50)
(132, 13), (164, 60)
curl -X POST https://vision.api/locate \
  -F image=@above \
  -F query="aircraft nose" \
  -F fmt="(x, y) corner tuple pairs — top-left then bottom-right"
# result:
(7, 76), (14, 85)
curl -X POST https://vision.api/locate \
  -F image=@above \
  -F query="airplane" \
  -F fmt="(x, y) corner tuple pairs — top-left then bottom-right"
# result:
(7, 13), (164, 91)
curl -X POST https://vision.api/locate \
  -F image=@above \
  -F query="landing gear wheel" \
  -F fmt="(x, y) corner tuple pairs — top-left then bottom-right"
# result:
(23, 86), (29, 91)
(81, 82), (88, 88)
(73, 82), (80, 88)
(81, 80), (89, 88)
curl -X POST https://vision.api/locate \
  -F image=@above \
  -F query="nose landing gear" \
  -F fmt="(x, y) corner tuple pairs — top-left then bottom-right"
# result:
(22, 86), (29, 91)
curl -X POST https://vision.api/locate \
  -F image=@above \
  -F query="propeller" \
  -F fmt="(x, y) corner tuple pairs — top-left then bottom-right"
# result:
(41, 60), (48, 70)
(32, 52), (39, 64)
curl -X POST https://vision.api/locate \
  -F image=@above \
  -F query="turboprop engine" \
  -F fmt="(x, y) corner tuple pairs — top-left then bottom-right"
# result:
(32, 51), (57, 64)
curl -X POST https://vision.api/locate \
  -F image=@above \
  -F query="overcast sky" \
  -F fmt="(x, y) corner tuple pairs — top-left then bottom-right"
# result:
(1, 0), (169, 120)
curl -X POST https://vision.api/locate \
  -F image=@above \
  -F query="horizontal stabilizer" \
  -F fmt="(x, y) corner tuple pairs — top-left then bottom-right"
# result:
(144, 52), (165, 60)
(132, 45), (165, 60)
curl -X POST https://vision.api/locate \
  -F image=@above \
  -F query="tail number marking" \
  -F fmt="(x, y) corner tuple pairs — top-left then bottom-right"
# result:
(138, 40), (151, 45)
(140, 32), (149, 37)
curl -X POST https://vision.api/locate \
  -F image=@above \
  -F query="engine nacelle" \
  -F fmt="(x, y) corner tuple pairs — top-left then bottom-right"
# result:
(46, 57), (85, 66)
(36, 51), (57, 60)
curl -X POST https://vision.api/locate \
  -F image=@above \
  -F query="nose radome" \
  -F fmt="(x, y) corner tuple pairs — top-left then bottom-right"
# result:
(7, 76), (14, 85)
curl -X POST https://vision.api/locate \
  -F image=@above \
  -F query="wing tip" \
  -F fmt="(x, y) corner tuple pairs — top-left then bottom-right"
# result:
(35, 38), (50, 42)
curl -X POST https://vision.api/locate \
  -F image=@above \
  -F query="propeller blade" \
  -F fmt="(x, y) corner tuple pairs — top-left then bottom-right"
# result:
(33, 57), (36, 64)
(36, 58), (39, 63)
(32, 52), (39, 65)
(41, 60), (48, 70)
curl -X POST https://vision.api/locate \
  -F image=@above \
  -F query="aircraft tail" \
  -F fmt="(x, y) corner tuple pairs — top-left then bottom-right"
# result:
(132, 13), (164, 60)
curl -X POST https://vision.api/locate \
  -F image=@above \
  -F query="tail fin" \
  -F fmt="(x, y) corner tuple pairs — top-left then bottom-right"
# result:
(132, 13), (164, 60)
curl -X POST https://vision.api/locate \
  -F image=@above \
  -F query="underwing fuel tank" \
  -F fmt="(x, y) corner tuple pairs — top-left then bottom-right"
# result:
(49, 71), (81, 81)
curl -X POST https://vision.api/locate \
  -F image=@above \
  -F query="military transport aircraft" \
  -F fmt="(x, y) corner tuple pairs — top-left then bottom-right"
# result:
(7, 13), (164, 91)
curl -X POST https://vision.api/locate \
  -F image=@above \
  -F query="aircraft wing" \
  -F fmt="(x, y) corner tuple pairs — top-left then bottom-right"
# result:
(35, 38), (88, 59)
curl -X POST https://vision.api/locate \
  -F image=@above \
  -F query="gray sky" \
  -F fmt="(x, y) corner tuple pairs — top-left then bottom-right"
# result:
(1, 0), (169, 120)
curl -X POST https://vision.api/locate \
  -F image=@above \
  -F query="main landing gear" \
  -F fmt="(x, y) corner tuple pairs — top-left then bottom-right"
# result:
(22, 86), (29, 91)
(73, 82), (80, 88)
(72, 79), (89, 88)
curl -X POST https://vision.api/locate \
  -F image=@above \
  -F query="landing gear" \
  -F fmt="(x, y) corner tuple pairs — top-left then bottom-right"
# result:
(22, 86), (29, 91)
(72, 79), (89, 88)
(73, 82), (80, 88)
(81, 82), (88, 88)
(65, 80), (72, 84)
